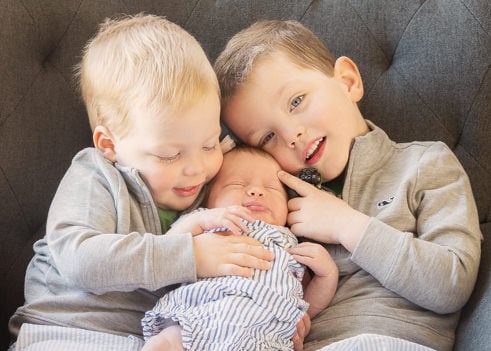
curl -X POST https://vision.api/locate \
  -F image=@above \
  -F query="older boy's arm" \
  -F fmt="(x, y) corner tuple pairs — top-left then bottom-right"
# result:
(351, 144), (482, 313)
(281, 144), (482, 314)
(288, 242), (338, 317)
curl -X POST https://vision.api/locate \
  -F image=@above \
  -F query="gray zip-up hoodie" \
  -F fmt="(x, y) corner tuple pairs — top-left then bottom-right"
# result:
(10, 148), (197, 338)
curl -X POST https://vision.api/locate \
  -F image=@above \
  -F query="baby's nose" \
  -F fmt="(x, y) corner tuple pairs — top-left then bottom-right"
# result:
(247, 186), (264, 197)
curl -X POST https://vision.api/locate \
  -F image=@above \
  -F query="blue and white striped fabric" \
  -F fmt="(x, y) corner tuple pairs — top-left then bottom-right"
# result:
(142, 220), (309, 351)
(11, 323), (144, 351)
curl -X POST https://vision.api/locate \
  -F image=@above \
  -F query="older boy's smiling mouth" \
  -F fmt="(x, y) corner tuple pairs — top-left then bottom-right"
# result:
(305, 137), (326, 164)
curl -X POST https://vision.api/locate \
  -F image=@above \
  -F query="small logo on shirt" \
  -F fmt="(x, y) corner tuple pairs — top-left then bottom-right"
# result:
(377, 196), (395, 209)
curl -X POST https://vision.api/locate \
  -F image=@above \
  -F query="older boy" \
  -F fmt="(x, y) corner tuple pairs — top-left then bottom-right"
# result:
(214, 20), (481, 351)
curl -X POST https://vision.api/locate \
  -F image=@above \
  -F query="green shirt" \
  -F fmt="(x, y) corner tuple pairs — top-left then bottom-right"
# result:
(323, 177), (344, 197)
(158, 208), (177, 233)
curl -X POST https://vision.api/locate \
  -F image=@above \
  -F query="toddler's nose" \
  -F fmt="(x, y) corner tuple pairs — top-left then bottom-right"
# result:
(183, 154), (205, 176)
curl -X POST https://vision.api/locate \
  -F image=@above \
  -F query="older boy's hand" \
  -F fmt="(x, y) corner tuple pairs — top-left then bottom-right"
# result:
(293, 313), (311, 351)
(193, 232), (274, 278)
(278, 171), (369, 252)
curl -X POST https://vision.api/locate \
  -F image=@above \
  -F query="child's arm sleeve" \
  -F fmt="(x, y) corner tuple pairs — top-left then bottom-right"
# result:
(351, 142), (482, 314)
(46, 152), (196, 294)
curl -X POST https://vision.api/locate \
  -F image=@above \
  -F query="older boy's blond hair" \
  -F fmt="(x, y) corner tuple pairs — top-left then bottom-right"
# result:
(76, 14), (219, 137)
(214, 20), (335, 108)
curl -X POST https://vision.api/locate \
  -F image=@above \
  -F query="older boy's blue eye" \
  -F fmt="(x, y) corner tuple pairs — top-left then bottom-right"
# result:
(290, 95), (304, 111)
(260, 132), (275, 147)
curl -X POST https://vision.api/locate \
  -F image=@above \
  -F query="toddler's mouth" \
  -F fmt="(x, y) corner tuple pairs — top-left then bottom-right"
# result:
(173, 184), (201, 197)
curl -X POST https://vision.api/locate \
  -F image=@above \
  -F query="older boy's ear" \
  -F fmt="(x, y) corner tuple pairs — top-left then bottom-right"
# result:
(93, 125), (117, 162)
(334, 56), (364, 102)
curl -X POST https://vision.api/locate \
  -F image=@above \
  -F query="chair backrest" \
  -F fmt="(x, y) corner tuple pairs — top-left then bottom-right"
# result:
(1, 1), (489, 349)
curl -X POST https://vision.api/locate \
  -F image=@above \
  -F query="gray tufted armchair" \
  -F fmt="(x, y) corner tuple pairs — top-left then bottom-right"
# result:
(1, 1), (489, 350)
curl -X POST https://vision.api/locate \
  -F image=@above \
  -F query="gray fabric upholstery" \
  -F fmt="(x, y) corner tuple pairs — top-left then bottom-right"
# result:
(1, 1), (489, 350)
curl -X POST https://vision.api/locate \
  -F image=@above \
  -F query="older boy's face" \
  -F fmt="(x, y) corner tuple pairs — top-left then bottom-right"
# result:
(113, 92), (223, 211)
(223, 53), (367, 181)
(206, 151), (288, 226)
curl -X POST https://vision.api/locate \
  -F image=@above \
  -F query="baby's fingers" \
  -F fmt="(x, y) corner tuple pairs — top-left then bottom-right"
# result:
(288, 242), (336, 276)
(224, 206), (254, 235)
(288, 242), (318, 258)
(288, 242), (322, 267)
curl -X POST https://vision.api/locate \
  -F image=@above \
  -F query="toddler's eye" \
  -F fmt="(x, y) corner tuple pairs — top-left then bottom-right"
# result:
(157, 153), (179, 163)
(260, 132), (275, 148)
(290, 95), (304, 111)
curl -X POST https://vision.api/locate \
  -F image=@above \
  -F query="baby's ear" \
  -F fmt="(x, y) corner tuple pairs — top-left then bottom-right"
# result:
(93, 125), (117, 162)
(334, 56), (364, 102)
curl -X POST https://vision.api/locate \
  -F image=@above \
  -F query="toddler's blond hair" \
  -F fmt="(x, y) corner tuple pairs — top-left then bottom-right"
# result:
(76, 14), (219, 137)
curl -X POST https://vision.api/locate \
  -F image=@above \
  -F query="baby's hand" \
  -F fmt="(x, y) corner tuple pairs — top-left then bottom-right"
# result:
(167, 206), (254, 236)
(288, 242), (338, 318)
(288, 242), (336, 278)
(292, 313), (311, 351)
(193, 232), (274, 278)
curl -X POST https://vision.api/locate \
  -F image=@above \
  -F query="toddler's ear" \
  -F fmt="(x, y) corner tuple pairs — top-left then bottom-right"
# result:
(93, 125), (117, 162)
(334, 56), (364, 102)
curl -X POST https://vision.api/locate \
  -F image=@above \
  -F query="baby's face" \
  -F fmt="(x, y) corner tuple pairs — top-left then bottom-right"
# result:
(112, 92), (223, 211)
(207, 151), (288, 226)
(223, 53), (367, 182)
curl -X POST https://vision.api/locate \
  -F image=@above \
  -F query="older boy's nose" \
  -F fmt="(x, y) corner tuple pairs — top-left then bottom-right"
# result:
(289, 132), (303, 148)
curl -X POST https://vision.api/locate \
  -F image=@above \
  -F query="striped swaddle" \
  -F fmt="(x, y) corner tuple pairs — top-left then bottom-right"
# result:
(142, 220), (309, 351)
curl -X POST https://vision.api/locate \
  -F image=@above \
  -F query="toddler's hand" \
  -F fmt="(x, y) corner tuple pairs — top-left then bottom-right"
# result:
(193, 232), (274, 278)
(167, 206), (254, 236)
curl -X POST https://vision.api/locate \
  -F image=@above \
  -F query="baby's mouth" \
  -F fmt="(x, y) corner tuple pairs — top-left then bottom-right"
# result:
(244, 201), (268, 212)
(305, 137), (325, 161)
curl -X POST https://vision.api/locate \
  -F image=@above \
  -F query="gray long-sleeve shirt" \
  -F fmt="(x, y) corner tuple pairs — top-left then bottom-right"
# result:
(306, 121), (481, 351)
(10, 148), (198, 338)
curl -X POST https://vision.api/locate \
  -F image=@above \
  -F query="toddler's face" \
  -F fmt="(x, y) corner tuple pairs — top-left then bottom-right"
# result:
(223, 53), (366, 181)
(207, 151), (288, 226)
(113, 92), (223, 211)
